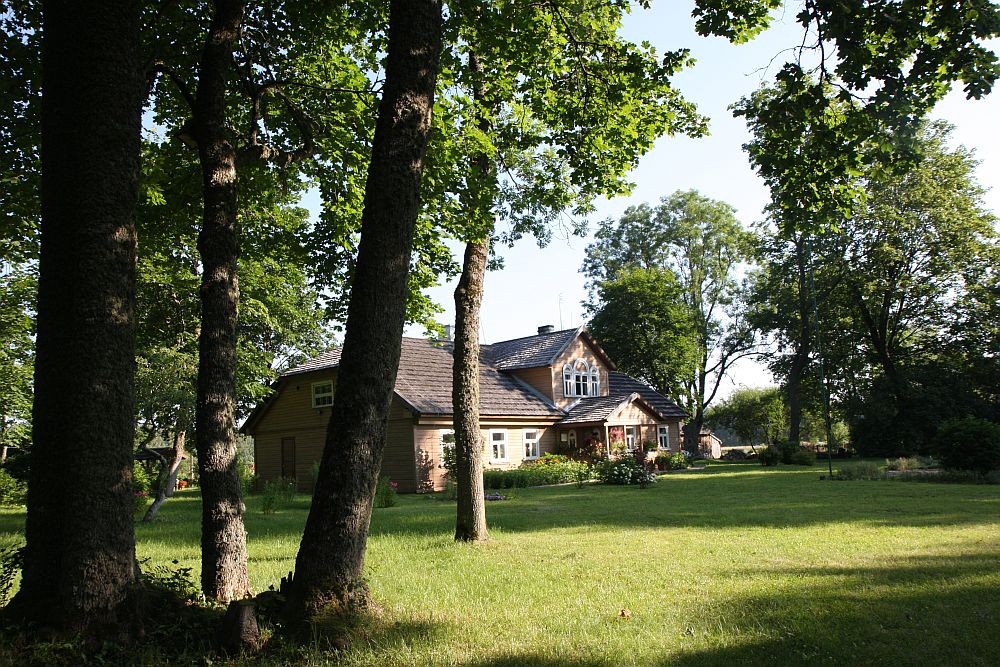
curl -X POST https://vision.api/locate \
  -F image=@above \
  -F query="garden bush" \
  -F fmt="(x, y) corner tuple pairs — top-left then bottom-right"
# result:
(0, 469), (26, 506)
(834, 461), (883, 480)
(758, 446), (781, 466)
(788, 448), (816, 466)
(374, 476), (398, 508)
(483, 457), (594, 489)
(655, 451), (689, 471)
(595, 458), (656, 486)
(259, 477), (296, 514)
(933, 417), (1000, 474)
(885, 455), (936, 472)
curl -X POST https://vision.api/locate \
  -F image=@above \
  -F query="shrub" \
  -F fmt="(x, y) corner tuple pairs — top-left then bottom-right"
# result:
(374, 476), (398, 508)
(834, 461), (883, 481)
(655, 451), (689, 471)
(0, 469), (27, 506)
(933, 417), (1000, 475)
(132, 461), (156, 495)
(483, 458), (594, 489)
(885, 456), (936, 472)
(237, 449), (256, 495)
(788, 449), (816, 466)
(259, 477), (296, 514)
(596, 458), (656, 486)
(1, 541), (24, 606)
(759, 446), (781, 466)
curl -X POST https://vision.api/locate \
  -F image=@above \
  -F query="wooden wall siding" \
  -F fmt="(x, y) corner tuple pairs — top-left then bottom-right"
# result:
(510, 366), (555, 403)
(607, 400), (661, 425)
(552, 336), (611, 408)
(251, 369), (417, 491)
(413, 423), (558, 492)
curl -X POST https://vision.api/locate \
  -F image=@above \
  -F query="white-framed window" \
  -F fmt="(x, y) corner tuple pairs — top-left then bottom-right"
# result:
(524, 429), (540, 460)
(489, 429), (508, 462)
(625, 426), (637, 451)
(563, 358), (600, 397)
(311, 381), (333, 408)
(658, 425), (670, 450)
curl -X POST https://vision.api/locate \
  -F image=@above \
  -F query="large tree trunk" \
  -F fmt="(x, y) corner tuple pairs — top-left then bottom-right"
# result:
(286, 0), (442, 624)
(193, 0), (250, 603)
(6, 0), (142, 636)
(453, 238), (490, 542)
(453, 49), (492, 543)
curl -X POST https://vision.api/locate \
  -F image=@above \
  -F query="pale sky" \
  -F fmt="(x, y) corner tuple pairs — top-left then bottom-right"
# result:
(401, 2), (1000, 397)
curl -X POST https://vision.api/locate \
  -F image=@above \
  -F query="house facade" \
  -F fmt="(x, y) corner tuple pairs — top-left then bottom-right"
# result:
(243, 326), (688, 492)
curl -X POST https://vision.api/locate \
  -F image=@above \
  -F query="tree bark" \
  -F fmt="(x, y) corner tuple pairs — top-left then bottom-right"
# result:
(453, 238), (490, 542)
(453, 48), (492, 543)
(286, 0), (442, 624)
(193, 0), (250, 603)
(6, 0), (142, 636)
(786, 235), (811, 447)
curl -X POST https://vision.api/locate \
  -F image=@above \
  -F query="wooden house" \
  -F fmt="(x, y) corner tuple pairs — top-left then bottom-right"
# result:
(242, 326), (688, 492)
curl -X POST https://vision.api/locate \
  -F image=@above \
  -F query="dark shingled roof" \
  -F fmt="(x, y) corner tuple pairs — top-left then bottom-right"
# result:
(559, 393), (643, 425)
(608, 371), (688, 418)
(484, 327), (580, 370)
(281, 337), (562, 418)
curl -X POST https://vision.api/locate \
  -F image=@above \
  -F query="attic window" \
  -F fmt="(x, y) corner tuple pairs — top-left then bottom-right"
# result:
(563, 359), (600, 397)
(311, 381), (333, 408)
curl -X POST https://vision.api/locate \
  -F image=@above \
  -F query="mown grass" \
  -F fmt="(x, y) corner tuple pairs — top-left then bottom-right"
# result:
(2, 462), (999, 665)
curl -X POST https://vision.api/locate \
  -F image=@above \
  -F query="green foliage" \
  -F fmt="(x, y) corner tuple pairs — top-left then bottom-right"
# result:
(706, 387), (787, 447)
(595, 457), (656, 486)
(655, 451), (689, 471)
(885, 456), (936, 473)
(0, 540), (24, 607)
(0, 469), (26, 506)
(0, 264), (35, 454)
(132, 461), (156, 495)
(482, 457), (595, 490)
(933, 418), (1000, 475)
(440, 444), (457, 480)
(237, 446), (256, 496)
(834, 461), (883, 481)
(788, 448), (816, 467)
(587, 267), (695, 399)
(259, 478), (297, 514)
(374, 476), (398, 509)
(585, 191), (757, 420)
(758, 446), (781, 467)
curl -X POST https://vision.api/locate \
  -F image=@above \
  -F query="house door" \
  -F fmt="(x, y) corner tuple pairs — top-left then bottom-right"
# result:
(281, 437), (296, 480)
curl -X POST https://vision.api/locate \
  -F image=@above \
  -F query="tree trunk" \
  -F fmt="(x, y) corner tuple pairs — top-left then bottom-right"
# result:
(786, 236), (811, 447)
(142, 428), (187, 523)
(453, 48), (492, 543)
(454, 238), (490, 542)
(6, 0), (142, 637)
(193, 0), (250, 603)
(286, 0), (442, 624)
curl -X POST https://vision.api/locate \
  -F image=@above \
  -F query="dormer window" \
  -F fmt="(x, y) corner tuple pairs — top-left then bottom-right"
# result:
(563, 359), (600, 397)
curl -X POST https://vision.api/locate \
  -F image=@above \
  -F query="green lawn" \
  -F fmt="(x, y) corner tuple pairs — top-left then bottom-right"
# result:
(2, 462), (999, 665)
